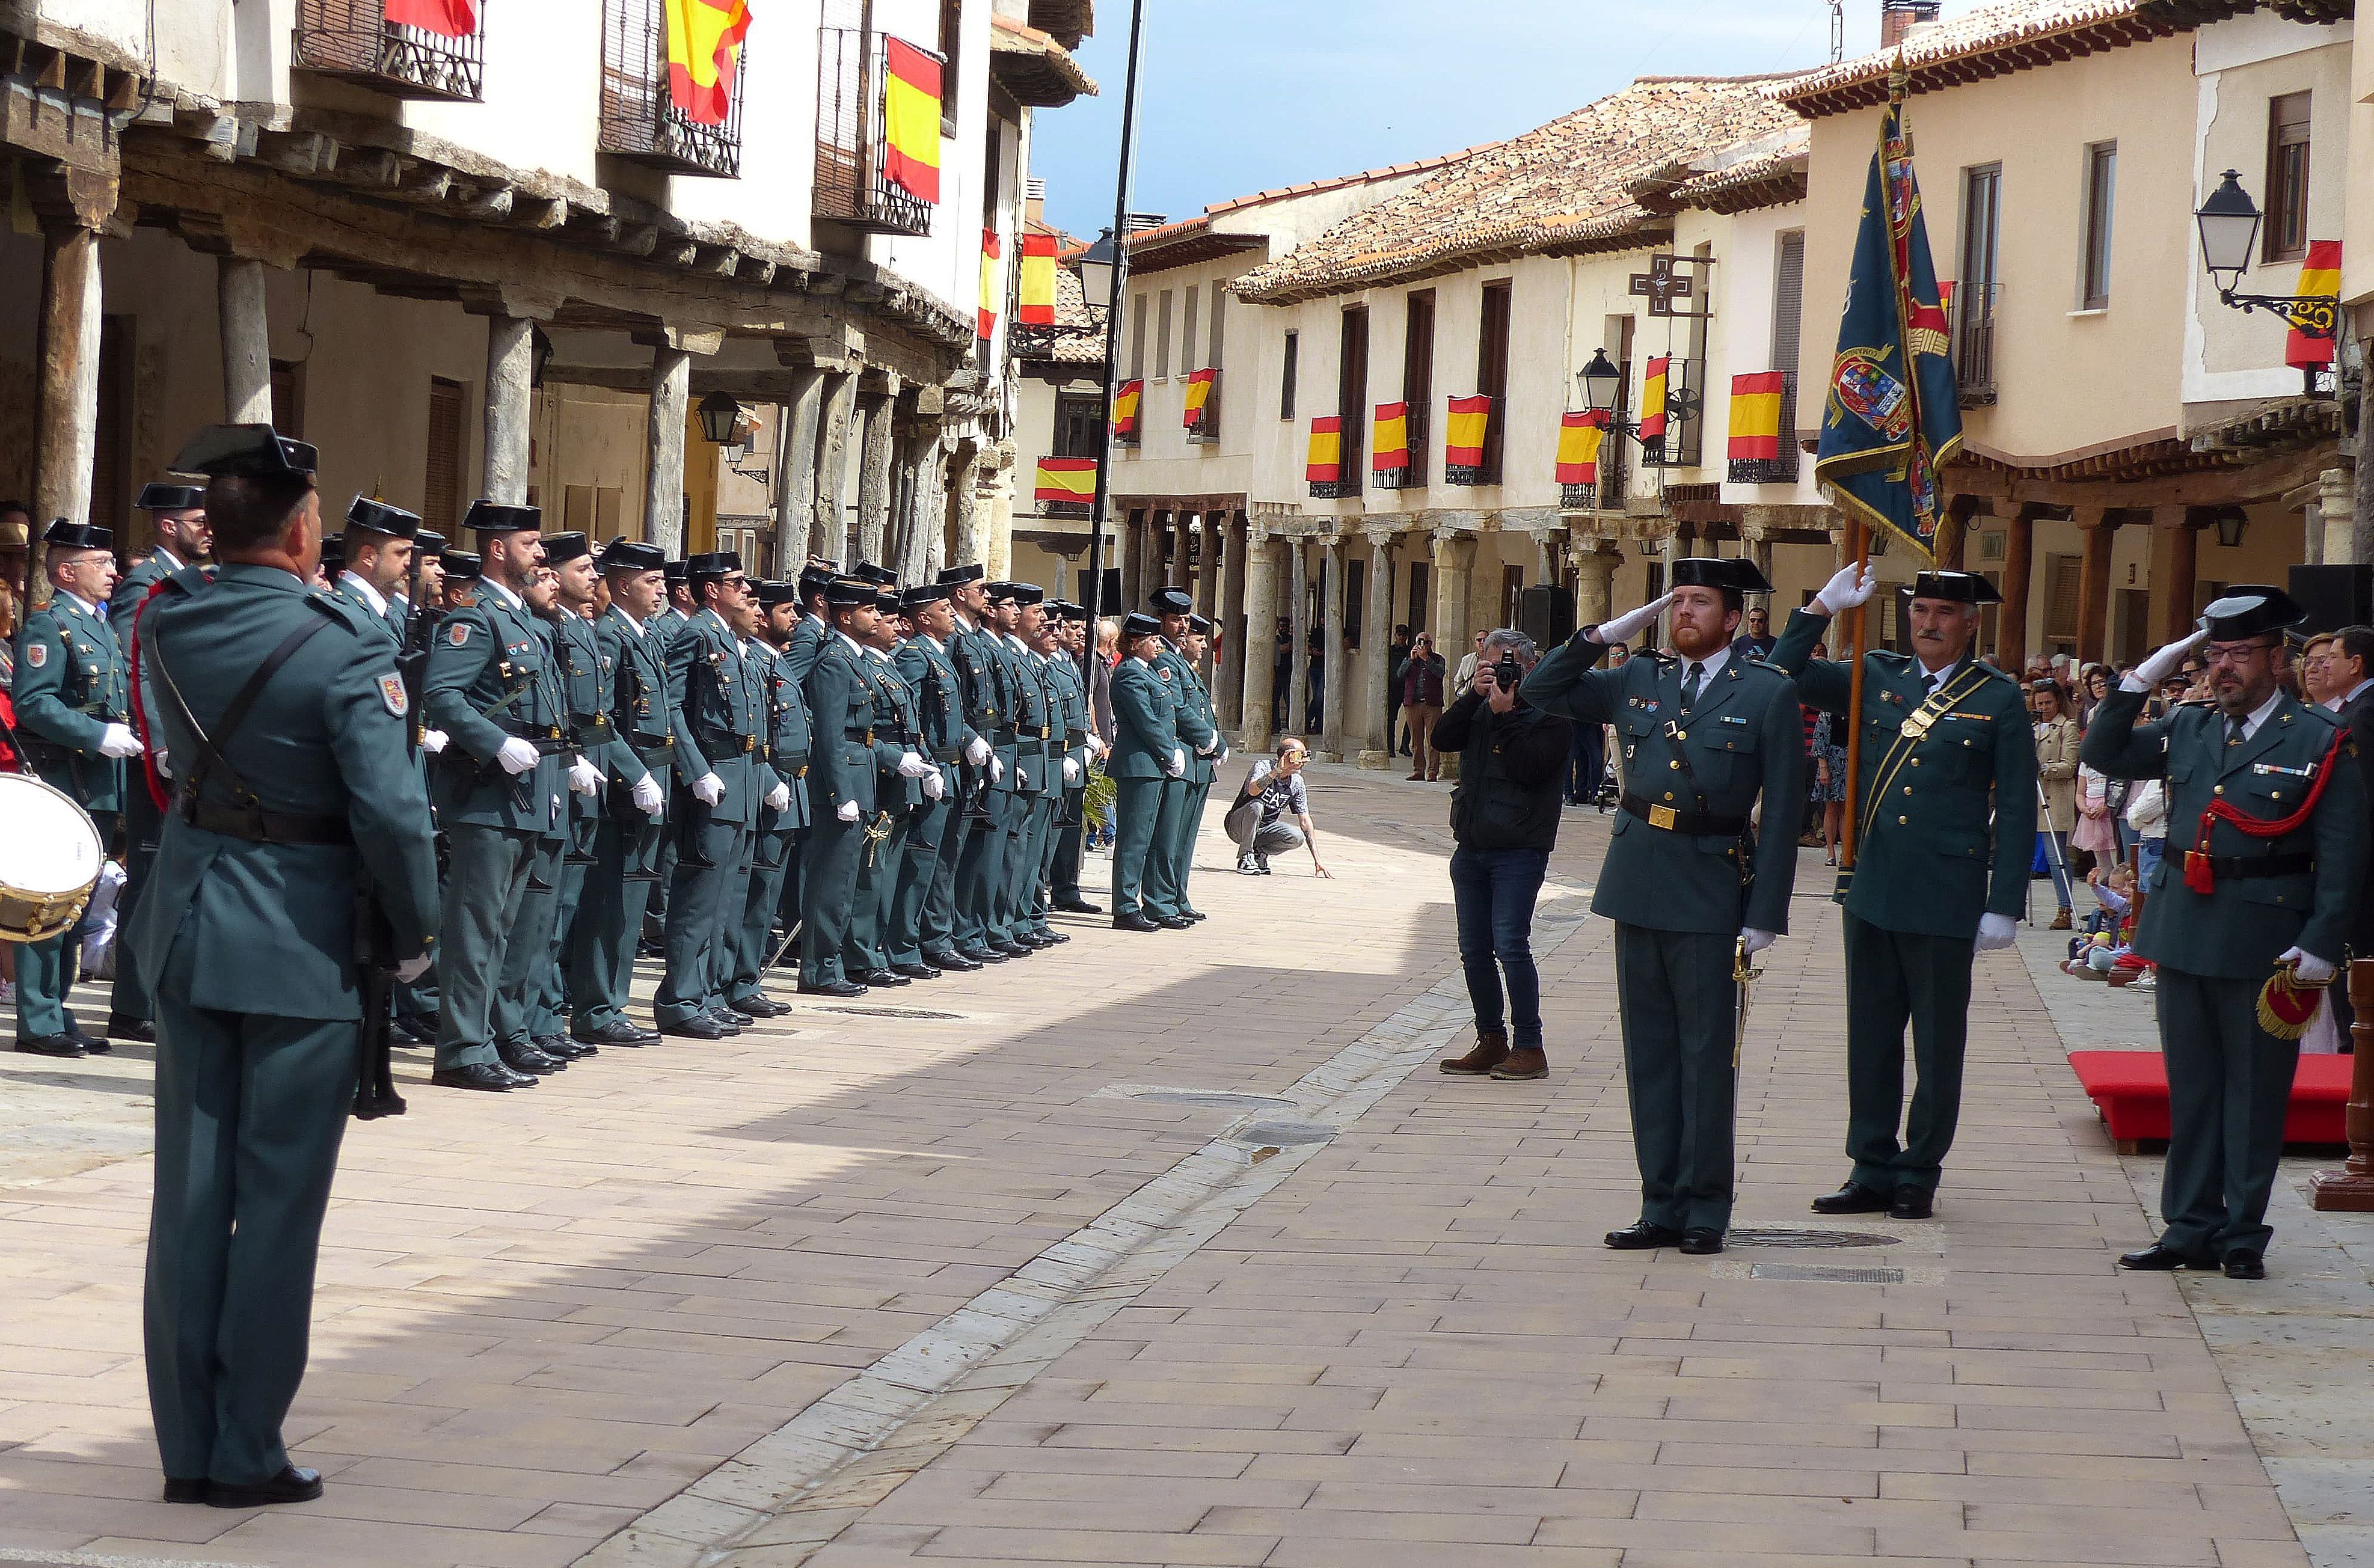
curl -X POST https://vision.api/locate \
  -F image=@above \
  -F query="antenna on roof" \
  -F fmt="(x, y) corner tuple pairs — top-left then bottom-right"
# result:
(1826, 0), (1844, 63)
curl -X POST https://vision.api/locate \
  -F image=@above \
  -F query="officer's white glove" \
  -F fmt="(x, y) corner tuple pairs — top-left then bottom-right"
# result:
(1738, 928), (1777, 957)
(1063, 756), (1081, 783)
(421, 727), (448, 754)
(1168, 748), (1187, 778)
(631, 773), (666, 816)
(1086, 732), (1109, 758)
(922, 769), (945, 801)
(989, 755), (1005, 785)
(692, 772), (726, 806)
(496, 737), (541, 775)
(766, 780), (792, 813)
(836, 797), (862, 822)
(97, 723), (144, 759)
(896, 750), (932, 779)
(965, 735), (990, 767)
(2131, 625), (2212, 691)
(394, 955), (434, 984)
(568, 756), (603, 796)
(1812, 562), (1880, 617)
(1592, 592), (1674, 648)
(2281, 946), (2337, 987)
(1975, 912), (2019, 952)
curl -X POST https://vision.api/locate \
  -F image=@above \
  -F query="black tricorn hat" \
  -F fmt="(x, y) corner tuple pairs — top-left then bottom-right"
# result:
(901, 583), (952, 609)
(414, 529), (448, 557)
(600, 539), (666, 572)
(464, 499), (542, 536)
(2203, 586), (2308, 643)
(544, 531), (592, 565)
(171, 424), (318, 479)
(1912, 569), (2002, 605)
(1149, 586), (1195, 613)
(1188, 613), (1213, 635)
(875, 589), (903, 614)
(1671, 557), (1772, 596)
(1011, 583), (1046, 606)
(442, 549), (484, 582)
(824, 578), (874, 607)
(136, 482), (205, 513)
(1121, 611), (1164, 640)
(345, 496), (420, 540)
(319, 536), (344, 571)
(1051, 599), (1089, 622)
(937, 563), (986, 587)
(855, 561), (898, 587)
(984, 580), (1019, 603)
(663, 559), (690, 584)
(689, 550), (743, 582)
(758, 580), (800, 608)
(40, 519), (112, 553)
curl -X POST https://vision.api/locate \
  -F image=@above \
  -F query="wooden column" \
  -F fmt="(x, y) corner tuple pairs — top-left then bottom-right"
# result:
(1239, 525), (1279, 750)
(1360, 531), (1396, 765)
(34, 222), (102, 597)
(1939, 493), (1982, 571)
(1170, 510), (1192, 589)
(1319, 536), (1347, 758)
(948, 437), (989, 568)
(774, 366), (827, 569)
(1999, 504), (2037, 672)
(854, 392), (895, 566)
(2073, 507), (2116, 667)
(2156, 506), (2199, 645)
(644, 347), (690, 552)
(218, 257), (273, 424)
(482, 316), (535, 505)
(1216, 512), (1247, 731)
(1432, 531), (1479, 780)
(815, 370), (859, 562)
(1287, 539), (1311, 736)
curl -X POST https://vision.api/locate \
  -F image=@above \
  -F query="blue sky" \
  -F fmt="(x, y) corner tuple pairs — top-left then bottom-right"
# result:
(1031, 1), (1988, 237)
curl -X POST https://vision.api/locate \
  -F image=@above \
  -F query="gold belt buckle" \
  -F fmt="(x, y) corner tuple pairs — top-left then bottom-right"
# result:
(1648, 803), (1678, 830)
(1900, 713), (1933, 740)
(743, 735), (756, 754)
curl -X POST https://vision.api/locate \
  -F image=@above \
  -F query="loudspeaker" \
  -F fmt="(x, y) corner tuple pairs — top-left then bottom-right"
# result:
(2289, 564), (2374, 636)
(1080, 567), (1124, 619)
(1517, 584), (1576, 648)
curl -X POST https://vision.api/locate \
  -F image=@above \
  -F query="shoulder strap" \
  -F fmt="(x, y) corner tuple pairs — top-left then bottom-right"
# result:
(153, 614), (332, 810)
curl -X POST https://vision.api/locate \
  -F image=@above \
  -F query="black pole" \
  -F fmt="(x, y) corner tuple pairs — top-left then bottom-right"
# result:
(1078, 0), (1146, 679)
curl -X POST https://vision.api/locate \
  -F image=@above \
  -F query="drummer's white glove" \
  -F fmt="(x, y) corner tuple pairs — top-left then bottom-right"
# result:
(922, 769), (945, 801)
(2281, 946), (2337, 987)
(765, 780), (791, 813)
(97, 723), (144, 759)
(1738, 927), (1777, 957)
(394, 955), (434, 984)
(965, 736), (990, 767)
(568, 756), (603, 796)
(1167, 748), (1186, 778)
(421, 727), (448, 754)
(896, 750), (931, 779)
(1063, 756), (1081, 784)
(1975, 913), (2019, 952)
(1592, 593), (1673, 647)
(989, 755), (1005, 785)
(2130, 625), (2211, 692)
(692, 772), (726, 806)
(1812, 563), (1880, 617)
(631, 773), (666, 816)
(496, 737), (541, 775)
(836, 797), (862, 823)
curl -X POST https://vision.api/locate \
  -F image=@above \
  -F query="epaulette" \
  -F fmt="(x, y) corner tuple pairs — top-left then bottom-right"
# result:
(303, 591), (371, 638)
(163, 565), (212, 596)
(1868, 648), (1914, 670)
(2296, 700), (2345, 731)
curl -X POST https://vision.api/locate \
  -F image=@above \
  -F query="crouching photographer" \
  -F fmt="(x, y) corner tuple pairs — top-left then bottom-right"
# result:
(1434, 629), (1574, 1081)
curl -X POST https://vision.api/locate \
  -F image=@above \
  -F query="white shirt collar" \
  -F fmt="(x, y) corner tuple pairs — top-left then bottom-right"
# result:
(616, 607), (646, 636)
(702, 607), (733, 635)
(835, 630), (866, 656)
(922, 631), (946, 651)
(153, 546), (184, 572)
(484, 577), (524, 612)
(339, 571), (389, 615)
(2234, 688), (2286, 741)
(59, 589), (98, 616)
(2338, 678), (2374, 708)
(954, 610), (978, 632)
(1672, 644), (1730, 684)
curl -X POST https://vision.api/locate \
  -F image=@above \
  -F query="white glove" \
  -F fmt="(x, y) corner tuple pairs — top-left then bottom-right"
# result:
(496, 737), (541, 775)
(1593, 593), (1673, 648)
(568, 756), (603, 796)
(155, 749), (174, 779)
(1738, 928), (1777, 957)
(989, 755), (1005, 784)
(965, 735), (990, 767)
(631, 773), (666, 816)
(421, 727), (448, 754)
(766, 780), (792, 812)
(1086, 733), (1109, 758)
(897, 750), (932, 779)
(394, 955), (434, 984)
(836, 797), (862, 822)
(692, 772), (726, 806)
(1217, 742), (1231, 764)
(97, 723), (144, 759)
(2132, 625), (2211, 690)
(1063, 756), (1081, 783)
(1812, 563), (1880, 616)
(1168, 748), (1187, 778)
(2281, 946), (2337, 987)
(922, 769), (945, 800)
(1975, 912), (2019, 951)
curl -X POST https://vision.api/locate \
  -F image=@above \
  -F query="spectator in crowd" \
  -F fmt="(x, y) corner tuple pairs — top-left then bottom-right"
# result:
(2125, 773), (2167, 888)
(1734, 604), (1775, 659)
(1452, 629), (1488, 703)
(2301, 633), (2339, 708)
(2073, 758), (2117, 877)
(1226, 738), (1331, 877)
(1796, 642), (1829, 847)
(1402, 632), (1447, 782)
(2074, 663), (2112, 727)
(1810, 705), (1848, 866)
(2032, 679), (2081, 928)
(1306, 623), (1327, 733)
(0, 500), (28, 599)
(1388, 624), (1414, 756)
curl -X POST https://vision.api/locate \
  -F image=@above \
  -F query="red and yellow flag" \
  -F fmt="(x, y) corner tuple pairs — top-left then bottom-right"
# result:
(1112, 379), (1143, 439)
(1726, 372), (1786, 461)
(1555, 410), (1609, 485)
(1444, 395), (1491, 467)
(664, 0), (750, 127)
(1019, 234), (1059, 326)
(2289, 240), (2342, 369)
(1034, 456), (1097, 505)
(1307, 417), (1342, 483)
(1639, 356), (1670, 443)
(882, 37), (942, 204)
(1372, 402), (1409, 470)
(385, 0), (478, 37)
(1182, 367), (1216, 431)
(978, 230), (1001, 341)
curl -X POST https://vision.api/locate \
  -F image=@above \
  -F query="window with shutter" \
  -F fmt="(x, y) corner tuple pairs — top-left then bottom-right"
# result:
(1337, 305), (1368, 492)
(1402, 289), (1435, 483)
(1476, 280), (1512, 483)
(2043, 553), (2082, 645)
(1129, 295), (1147, 379)
(270, 360), (305, 438)
(2266, 92), (2311, 262)
(424, 377), (465, 533)
(938, 0), (962, 136)
(1207, 283), (1227, 369)
(1280, 331), (1298, 421)
(1181, 287), (1200, 375)
(1155, 289), (1173, 379)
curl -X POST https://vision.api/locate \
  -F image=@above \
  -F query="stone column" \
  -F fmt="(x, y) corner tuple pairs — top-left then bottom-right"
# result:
(855, 393), (896, 565)
(816, 370), (859, 562)
(1239, 525), (1280, 750)
(1431, 531), (1479, 781)
(1317, 537), (1348, 758)
(1999, 504), (2038, 671)
(482, 315), (535, 504)
(2152, 506), (2198, 646)
(1287, 539), (1311, 737)
(1171, 511), (1194, 589)
(949, 437), (989, 567)
(2073, 506), (2115, 665)
(1741, 526), (1774, 591)
(1217, 512), (1247, 730)
(774, 367), (826, 568)
(644, 347), (690, 552)
(1574, 541), (1617, 632)
(32, 218), (103, 599)
(218, 257), (272, 424)
(1359, 531), (1396, 767)
(2319, 466), (2355, 565)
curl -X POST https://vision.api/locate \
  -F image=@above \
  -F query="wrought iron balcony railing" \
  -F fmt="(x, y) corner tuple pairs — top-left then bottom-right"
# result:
(293, 0), (483, 101)
(815, 27), (934, 236)
(600, 0), (744, 178)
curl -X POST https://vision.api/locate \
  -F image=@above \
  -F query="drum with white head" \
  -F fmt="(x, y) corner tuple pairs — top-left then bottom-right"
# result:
(0, 773), (104, 942)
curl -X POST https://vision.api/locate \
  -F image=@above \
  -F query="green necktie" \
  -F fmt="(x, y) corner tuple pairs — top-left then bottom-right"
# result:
(2227, 717), (2246, 747)
(1682, 662), (1704, 711)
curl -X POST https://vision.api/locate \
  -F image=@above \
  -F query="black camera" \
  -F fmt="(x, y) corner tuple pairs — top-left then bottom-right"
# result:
(1494, 652), (1523, 693)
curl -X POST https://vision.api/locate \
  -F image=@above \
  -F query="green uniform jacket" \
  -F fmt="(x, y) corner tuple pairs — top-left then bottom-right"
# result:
(786, 614), (830, 684)
(2082, 686), (2367, 977)
(897, 633), (977, 767)
(1523, 637), (1805, 936)
(1158, 643), (1220, 782)
(1766, 607), (2037, 939)
(127, 564), (440, 1018)
(868, 649), (925, 812)
(952, 619), (1013, 786)
(666, 608), (763, 828)
(1005, 637), (1054, 797)
(1046, 653), (1091, 773)
(423, 587), (566, 833)
(758, 642), (814, 833)
(805, 634), (882, 816)
(595, 607), (679, 785)
(14, 592), (129, 812)
(330, 574), (405, 649)
(1108, 656), (1183, 781)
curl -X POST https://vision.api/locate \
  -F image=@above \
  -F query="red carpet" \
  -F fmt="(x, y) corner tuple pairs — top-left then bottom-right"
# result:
(2069, 1050), (2352, 1146)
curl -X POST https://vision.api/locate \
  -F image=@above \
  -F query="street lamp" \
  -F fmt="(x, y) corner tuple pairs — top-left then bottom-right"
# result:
(1578, 348), (1621, 415)
(2193, 169), (2337, 340)
(1075, 228), (1118, 313)
(696, 390), (742, 446)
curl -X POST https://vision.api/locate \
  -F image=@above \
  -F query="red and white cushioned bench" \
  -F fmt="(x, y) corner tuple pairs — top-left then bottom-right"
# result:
(2068, 1050), (2353, 1151)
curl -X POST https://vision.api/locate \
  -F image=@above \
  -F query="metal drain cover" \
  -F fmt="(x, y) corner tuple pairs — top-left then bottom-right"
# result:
(1749, 1263), (1906, 1284)
(806, 1005), (966, 1021)
(1125, 1090), (1297, 1110)
(1231, 1121), (1337, 1147)
(1725, 1227), (1898, 1249)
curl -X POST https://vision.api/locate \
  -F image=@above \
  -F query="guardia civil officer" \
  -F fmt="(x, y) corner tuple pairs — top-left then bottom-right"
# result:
(657, 559), (695, 644)
(441, 549), (483, 605)
(13, 518), (140, 1055)
(421, 501), (560, 1091)
(2085, 589), (2368, 1279)
(943, 568), (1011, 963)
(1173, 613), (1224, 920)
(1521, 559), (1806, 1254)
(329, 498), (418, 646)
(728, 581), (811, 1014)
(130, 423), (437, 1508)
(1765, 565), (2035, 1220)
(1109, 613), (1188, 930)
(892, 582), (977, 974)
(800, 578), (888, 996)
(1047, 603), (1105, 916)
(1146, 588), (1221, 923)
(848, 589), (934, 984)
(998, 585), (1060, 948)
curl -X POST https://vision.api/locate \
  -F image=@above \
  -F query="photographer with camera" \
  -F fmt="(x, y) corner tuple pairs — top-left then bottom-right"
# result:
(1432, 630), (1574, 1083)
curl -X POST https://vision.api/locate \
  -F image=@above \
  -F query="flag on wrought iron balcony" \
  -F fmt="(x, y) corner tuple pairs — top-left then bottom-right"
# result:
(1019, 235), (1060, 325)
(883, 37), (943, 203)
(664, 0), (750, 127)
(1555, 410), (1608, 485)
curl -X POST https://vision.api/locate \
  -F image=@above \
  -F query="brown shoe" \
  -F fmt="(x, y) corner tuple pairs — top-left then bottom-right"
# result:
(1440, 1029), (1509, 1075)
(2050, 908), (2072, 930)
(1405, 772), (1425, 782)
(1490, 1047), (1549, 1080)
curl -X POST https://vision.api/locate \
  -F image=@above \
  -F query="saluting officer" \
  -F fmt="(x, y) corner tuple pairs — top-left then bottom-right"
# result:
(1522, 559), (1805, 1255)
(2085, 589), (2368, 1279)
(13, 519), (141, 1056)
(421, 501), (560, 1092)
(1046, 603), (1105, 917)
(801, 578), (888, 996)
(1767, 565), (2037, 1221)
(728, 581), (810, 1017)
(130, 423), (437, 1510)
(1109, 613), (1188, 931)
(892, 582), (978, 975)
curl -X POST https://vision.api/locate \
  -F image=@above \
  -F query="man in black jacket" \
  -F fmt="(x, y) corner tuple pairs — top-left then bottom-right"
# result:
(1433, 629), (1575, 1081)
(2319, 623), (2374, 1035)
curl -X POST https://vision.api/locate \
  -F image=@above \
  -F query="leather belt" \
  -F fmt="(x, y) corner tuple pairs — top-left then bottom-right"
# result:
(185, 795), (352, 847)
(2185, 850), (2314, 881)
(1621, 792), (1746, 838)
(495, 717), (565, 742)
(845, 726), (876, 744)
(630, 740), (673, 765)
(992, 727), (1018, 744)
(931, 744), (960, 764)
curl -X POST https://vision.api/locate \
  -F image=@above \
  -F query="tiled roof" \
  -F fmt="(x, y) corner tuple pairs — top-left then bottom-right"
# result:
(1233, 76), (1804, 305)
(990, 13), (1097, 106)
(1651, 130), (1811, 215)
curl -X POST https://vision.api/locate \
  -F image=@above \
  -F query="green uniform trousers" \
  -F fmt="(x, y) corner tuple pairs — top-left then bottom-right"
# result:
(800, 815), (866, 987)
(530, 813), (597, 1037)
(1141, 779), (1191, 920)
(144, 939), (354, 1486)
(731, 825), (799, 1003)
(847, 812), (909, 974)
(495, 835), (566, 1048)
(1109, 777), (1166, 917)
(952, 789), (1010, 948)
(435, 822), (538, 1070)
(569, 815), (662, 1036)
(1052, 787), (1088, 902)
(1614, 923), (1740, 1235)
(1008, 796), (1052, 936)
(2154, 966), (2301, 1259)
(656, 814), (752, 1024)
(1173, 779), (1212, 914)
(111, 789), (162, 1024)
(1842, 913), (1975, 1194)
(892, 795), (954, 964)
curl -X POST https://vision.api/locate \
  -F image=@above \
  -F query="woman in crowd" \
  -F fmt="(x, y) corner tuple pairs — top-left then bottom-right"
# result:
(1401, 631), (1447, 782)
(2032, 679), (2081, 928)
(1810, 701), (1848, 867)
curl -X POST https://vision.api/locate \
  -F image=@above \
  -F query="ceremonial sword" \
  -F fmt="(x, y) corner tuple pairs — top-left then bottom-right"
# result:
(1734, 934), (1762, 1199)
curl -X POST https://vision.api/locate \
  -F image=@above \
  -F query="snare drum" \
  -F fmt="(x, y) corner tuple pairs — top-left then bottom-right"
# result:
(0, 773), (104, 942)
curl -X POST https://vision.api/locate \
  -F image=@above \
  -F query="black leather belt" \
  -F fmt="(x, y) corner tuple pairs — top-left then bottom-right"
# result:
(185, 795), (352, 847)
(629, 739), (673, 764)
(844, 726), (876, 743)
(1621, 792), (1746, 838)
(2186, 850), (2313, 880)
(494, 717), (564, 742)
(992, 728), (1018, 744)
(931, 744), (960, 764)
(696, 728), (756, 755)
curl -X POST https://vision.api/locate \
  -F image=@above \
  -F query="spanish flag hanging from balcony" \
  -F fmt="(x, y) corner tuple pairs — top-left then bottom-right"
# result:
(1638, 356), (1670, 443)
(663, 0), (750, 127)
(1554, 410), (1609, 485)
(882, 38), (943, 204)
(1307, 417), (1342, 485)
(1182, 367), (1216, 432)
(978, 230), (1000, 341)
(1444, 395), (1491, 468)
(1034, 456), (1097, 506)
(1371, 402), (1409, 471)
(385, 0), (478, 37)
(1019, 234), (1059, 325)
(2287, 240), (2342, 369)
(1727, 372), (1787, 462)
(1112, 378), (1143, 439)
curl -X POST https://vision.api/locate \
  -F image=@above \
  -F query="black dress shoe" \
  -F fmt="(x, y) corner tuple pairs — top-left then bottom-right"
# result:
(1810, 1180), (1893, 1215)
(205, 1465), (323, 1509)
(1038, 929), (1070, 946)
(163, 1477), (209, 1504)
(575, 1020), (650, 1048)
(15, 1034), (85, 1057)
(701, 1010), (744, 1034)
(1154, 915), (1194, 930)
(993, 938), (1035, 957)
(1055, 898), (1102, 914)
(797, 979), (869, 998)
(637, 939), (665, 959)
(660, 1016), (730, 1040)
(732, 995), (792, 1018)
(925, 948), (982, 973)
(1888, 1187), (1934, 1220)
(70, 1026), (111, 1055)
(860, 969), (912, 988)
(2224, 1250), (2266, 1280)
(536, 1034), (594, 1061)
(892, 962), (942, 981)
(393, 1011), (438, 1044)
(1179, 908), (1206, 923)
(1112, 912), (1162, 933)
(1678, 1227), (1725, 1255)
(1009, 931), (1050, 950)
(2118, 1243), (2219, 1272)
(430, 1062), (515, 1092)
(1603, 1220), (1684, 1251)
(497, 1040), (564, 1074)
(105, 1012), (156, 1043)
(958, 943), (1007, 964)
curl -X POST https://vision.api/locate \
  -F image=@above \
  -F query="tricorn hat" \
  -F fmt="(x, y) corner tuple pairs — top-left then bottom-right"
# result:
(824, 577), (873, 607)
(1912, 569), (2002, 605)
(345, 496), (420, 540)
(689, 550), (742, 583)
(1670, 557), (1772, 596)
(1121, 611), (1164, 640)
(136, 482), (206, 513)
(937, 563), (986, 587)
(40, 519), (112, 553)
(600, 539), (666, 572)
(414, 529), (448, 558)
(1149, 586), (1195, 613)
(171, 424), (318, 479)
(757, 580), (800, 608)
(463, 499), (542, 537)
(1010, 583), (1046, 606)
(2202, 586), (2308, 643)
(543, 531), (592, 565)
(901, 583), (952, 610)
(442, 550), (484, 583)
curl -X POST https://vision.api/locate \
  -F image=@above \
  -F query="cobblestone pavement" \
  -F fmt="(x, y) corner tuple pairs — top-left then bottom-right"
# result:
(0, 764), (2367, 1567)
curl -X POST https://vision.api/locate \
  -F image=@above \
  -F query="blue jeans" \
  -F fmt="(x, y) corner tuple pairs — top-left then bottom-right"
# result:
(2136, 835), (2164, 888)
(1448, 846), (1550, 1049)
